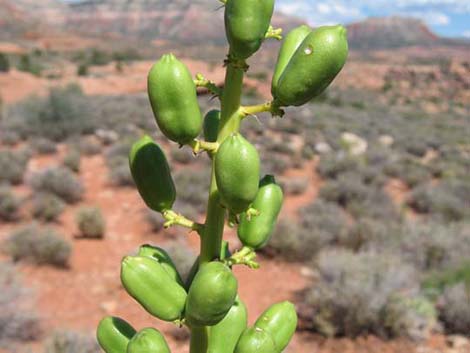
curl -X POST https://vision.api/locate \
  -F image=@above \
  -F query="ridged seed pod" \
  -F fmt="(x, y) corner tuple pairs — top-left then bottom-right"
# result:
(129, 136), (175, 213)
(120, 256), (187, 322)
(234, 327), (276, 353)
(127, 328), (171, 353)
(238, 175), (283, 249)
(148, 54), (202, 144)
(274, 25), (349, 107)
(96, 316), (136, 353)
(138, 244), (184, 286)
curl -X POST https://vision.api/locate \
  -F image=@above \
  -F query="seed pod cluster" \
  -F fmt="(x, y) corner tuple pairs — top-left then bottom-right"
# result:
(98, 2), (348, 351)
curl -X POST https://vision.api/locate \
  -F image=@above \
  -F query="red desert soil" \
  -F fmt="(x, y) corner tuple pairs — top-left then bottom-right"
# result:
(1, 147), (464, 353)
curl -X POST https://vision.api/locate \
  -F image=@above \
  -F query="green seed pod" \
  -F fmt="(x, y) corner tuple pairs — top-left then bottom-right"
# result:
(254, 301), (298, 352)
(224, 0), (275, 59)
(148, 54), (202, 144)
(185, 261), (238, 327)
(127, 328), (170, 353)
(121, 256), (187, 322)
(185, 243), (231, 291)
(208, 297), (248, 353)
(274, 25), (348, 107)
(129, 136), (175, 213)
(203, 110), (221, 143)
(138, 244), (183, 286)
(271, 25), (312, 95)
(96, 316), (136, 353)
(215, 133), (260, 214)
(234, 327), (276, 353)
(238, 175), (283, 249)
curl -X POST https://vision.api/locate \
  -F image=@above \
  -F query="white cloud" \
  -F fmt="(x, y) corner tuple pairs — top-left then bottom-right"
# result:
(463, 30), (470, 38)
(401, 11), (450, 25)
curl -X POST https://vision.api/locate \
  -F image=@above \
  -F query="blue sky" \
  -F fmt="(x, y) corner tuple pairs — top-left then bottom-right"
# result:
(275, 0), (470, 38)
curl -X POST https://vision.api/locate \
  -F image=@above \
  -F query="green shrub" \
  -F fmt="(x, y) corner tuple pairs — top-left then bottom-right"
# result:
(439, 283), (470, 335)
(0, 149), (30, 184)
(280, 177), (309, 195)
(408, 180), (470, 222)
(31, 138), (57, 155)
(31, 167), (84, 203)
(0, 186), (21, 222)
(4, 224), (72, 267)
(5, 84), (94, 141)
(31, 192), (65, 222)
(0, 53), (10, 72)
(17, 54), (41, 76)
(0, 265), (40, 345)
(304, 249), (435, 339)
(75, 207), (106, 239)
(422, 262), (470, 298)
(63, 149), (81, 173)
(77, 63), (89, 77)
(44, 330), (101, 353)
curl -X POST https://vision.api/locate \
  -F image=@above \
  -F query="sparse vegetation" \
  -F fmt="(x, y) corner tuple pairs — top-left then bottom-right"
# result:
(75, 207), (106, 239)
(30, 167), (84, 204)
(31, 192), (65, 222)
(0, 186), (21, 222)
(4, 224), (72, 267)
(0, 53), (10, 72)
(0, 265), (40, 346)
(0, 149), (30, 185)
(44, 330), (101, 353)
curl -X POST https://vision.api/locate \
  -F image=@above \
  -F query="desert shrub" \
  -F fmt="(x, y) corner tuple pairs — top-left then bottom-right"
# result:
(439, 283), (470, 335)
(63, 149), (81, 173)
(0, 53), (10, 72)
(267, 200), (348, 261)
(384, 158), (431, 187)
(174, 168), (211, 214)
(397, 221), (470, 272)
(280, 177), (309, 195)
(317, 154), (360, 179)
(79, 137), (102, 156)
(0, 186), (20, 222)
(405, 141), (428, 157)
(319, 174), (370, 207)
(408, 180), (470, 222)
(422, 262), (470, 298)
(304, 249), (435, 339)
(261, 154), (291, 175)
(31, 192), (65, 222)
(0, 149), (30, 184)
(31, 138), (57, 155)
(17, 54), (41, 76)
(75, 207), (106, 239)
(44, 330), (100, 353)
(30, 167), (84, 203)
(145, 210), (164, 233)
(163, 242), (197, 282)
(0, 131), (21, 146)
(5, 84), (94, 141)
(4, 224), (71, 267)
(105, 140), (134, 186)
(171, 147), (194, 165)
(77, 63), (89, 76)
(0, 265), (40, 346)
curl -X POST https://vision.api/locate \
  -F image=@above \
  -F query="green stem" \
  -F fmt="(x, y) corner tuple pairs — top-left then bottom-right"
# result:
(189, 61), (245, 353)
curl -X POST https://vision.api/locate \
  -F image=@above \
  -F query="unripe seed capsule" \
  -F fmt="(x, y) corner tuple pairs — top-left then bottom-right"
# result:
(274, 25), (348, 107)
(120, 256), (187, 322)
(203, 109), (221, 143)
(129, 136), (175, 213)
(207, 297), (248, 353)
(215, 133), (260, 214)
(137, 244), (184, 286)
(238, 175), (283, 249)
(234, 327), (277, 353)
(254, 301), (298, 352)
(271, 25), (312, 95)
(127, 327), (171, 353)
(96, 316), (136, 353)
(148, 54), (202, 144)
(185, 261), (238, 327)
(224, 0), (275, 59)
